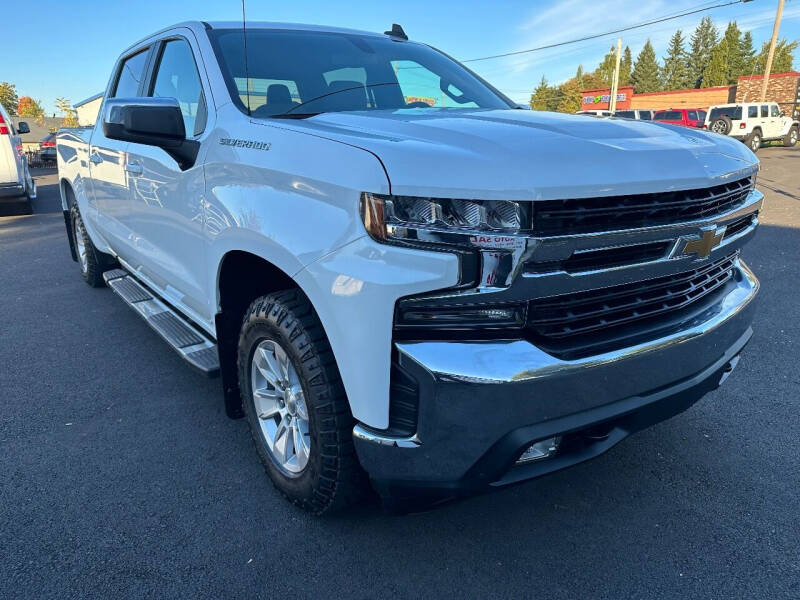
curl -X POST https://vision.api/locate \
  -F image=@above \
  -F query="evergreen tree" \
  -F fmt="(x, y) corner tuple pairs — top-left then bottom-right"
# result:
(530, 76), (551, 111)
(661, 30), (690, 90)
(703, 38), (731, 87)
(740, 31), (757, 76)
(722, 22), (744, 83)
(688, 17), (719, 87)
(755, 39), (799, 75)
(631, 40), (661, 93)
(620, 46), (633, 86)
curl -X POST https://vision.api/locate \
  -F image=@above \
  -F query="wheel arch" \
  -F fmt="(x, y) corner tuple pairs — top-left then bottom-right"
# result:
(214, 249), (331, 419)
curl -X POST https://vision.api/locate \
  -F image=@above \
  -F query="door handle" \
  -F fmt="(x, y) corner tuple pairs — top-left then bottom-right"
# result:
(88, 152), (103, 165)
(125, 163), (144, 176)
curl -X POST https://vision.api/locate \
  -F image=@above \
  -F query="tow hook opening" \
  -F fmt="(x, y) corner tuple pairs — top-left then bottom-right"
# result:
(718, 355), (741, 386)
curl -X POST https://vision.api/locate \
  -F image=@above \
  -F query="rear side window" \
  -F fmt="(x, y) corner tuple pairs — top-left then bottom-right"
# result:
(748, 106), (758, 118)
(614, 110), (634, 118)
(640, 111), (652, 120)
(655, 111), (682, 120)
(761, 105), (769, 118)
(150, 39), (207, 136)
(113, 50), (149, 97)
(709, 106), (742, 121)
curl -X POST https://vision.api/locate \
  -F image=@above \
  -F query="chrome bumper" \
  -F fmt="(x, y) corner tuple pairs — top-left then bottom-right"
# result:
(354, 259), (758, 489)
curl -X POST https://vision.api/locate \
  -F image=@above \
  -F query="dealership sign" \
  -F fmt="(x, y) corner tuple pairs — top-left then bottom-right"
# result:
(583, 93), (627, 105)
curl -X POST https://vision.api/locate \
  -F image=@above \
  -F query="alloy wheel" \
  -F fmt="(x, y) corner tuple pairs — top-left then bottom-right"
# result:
(73, 215), (88, 274)
(250, 339), (311, 475)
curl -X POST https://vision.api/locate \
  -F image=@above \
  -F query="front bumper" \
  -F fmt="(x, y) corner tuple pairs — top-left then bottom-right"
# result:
(353, 260), (758, 498)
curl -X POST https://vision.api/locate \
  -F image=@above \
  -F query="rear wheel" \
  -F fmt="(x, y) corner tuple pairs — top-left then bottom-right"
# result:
(745, 130), (761, 153)
(237, 290), (367, 514)
(70, 204), (108, 287)
(783, 126), (798, 147)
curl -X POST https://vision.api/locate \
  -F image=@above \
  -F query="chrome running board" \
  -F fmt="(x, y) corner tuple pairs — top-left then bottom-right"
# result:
(103, 269), (220, 377)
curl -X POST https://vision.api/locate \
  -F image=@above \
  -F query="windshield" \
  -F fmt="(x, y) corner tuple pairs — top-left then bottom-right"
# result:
(208, 29), (512, 117)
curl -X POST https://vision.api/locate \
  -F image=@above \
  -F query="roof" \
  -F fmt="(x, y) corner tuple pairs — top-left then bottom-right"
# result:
(11, 116), (63, 143)
(74, 92), (103, 108)
(121, 20), (398, 54)
(738, 71), (800, 82)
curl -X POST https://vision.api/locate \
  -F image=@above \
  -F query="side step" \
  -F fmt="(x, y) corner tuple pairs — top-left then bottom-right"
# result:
(103, 269), (220, 377)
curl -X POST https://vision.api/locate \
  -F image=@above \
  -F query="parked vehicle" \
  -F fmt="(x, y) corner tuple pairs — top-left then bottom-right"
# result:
(57, 21), (762, 513)
(0, 103), (36, 214)
(653, 108), (707, 128)
(39, 133), (57, 163)
(576, 109), (612, 117)
(705, 102), (798, 153)
(613, 109), (654, 120)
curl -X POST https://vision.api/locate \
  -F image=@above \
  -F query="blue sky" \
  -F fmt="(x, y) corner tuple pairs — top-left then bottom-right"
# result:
(3, 0), (799, 114)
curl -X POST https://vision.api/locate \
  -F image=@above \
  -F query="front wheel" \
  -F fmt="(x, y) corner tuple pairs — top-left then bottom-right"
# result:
(745, 130), (761, 153)
(70, 204), (108, 287)
(783, 127), (798, 147)
(237, 290), (367, 514)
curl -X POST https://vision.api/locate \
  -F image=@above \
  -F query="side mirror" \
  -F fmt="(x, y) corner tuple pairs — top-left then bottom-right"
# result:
(780, 111), (786, 117)
(102, 97), (199, 169)
(17, 121), (30, 134)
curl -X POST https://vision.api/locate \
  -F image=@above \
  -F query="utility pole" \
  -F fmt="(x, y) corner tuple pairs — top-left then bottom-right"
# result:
(760, 0), (785, 101)
(609, 38), (623, 113)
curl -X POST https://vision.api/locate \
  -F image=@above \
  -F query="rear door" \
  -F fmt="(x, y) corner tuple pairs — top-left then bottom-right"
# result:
(767, 104), (783, 138)
(90, 46), (152, 257)
(124, 32), (212, 325)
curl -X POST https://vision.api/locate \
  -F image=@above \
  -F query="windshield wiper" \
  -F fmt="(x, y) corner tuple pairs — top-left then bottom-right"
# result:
(270, 112), (322, 119)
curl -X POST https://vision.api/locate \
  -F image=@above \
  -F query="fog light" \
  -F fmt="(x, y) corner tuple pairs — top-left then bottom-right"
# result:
(516, 436), (560, 464)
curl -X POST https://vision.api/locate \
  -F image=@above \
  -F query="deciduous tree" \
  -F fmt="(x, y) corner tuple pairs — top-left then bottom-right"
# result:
(17, 96), (45, 118)
(0, 82), (18, 116)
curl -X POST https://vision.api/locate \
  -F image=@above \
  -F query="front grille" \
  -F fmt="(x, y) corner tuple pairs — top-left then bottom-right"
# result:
(533, 177), (753, 236)
(527, 254), (738, 358)
(525, 240), (673, 274)
(723, 214), (756, 240)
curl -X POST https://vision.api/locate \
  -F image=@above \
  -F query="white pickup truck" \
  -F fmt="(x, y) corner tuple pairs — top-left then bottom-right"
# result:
(58, 21), (762, 513)
(0, 102), (36, 215)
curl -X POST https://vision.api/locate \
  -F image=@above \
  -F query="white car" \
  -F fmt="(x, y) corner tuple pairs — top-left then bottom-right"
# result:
(706, 102), (799, 152)
(57, 21), (762, 513)
(0, 103), (36, 214)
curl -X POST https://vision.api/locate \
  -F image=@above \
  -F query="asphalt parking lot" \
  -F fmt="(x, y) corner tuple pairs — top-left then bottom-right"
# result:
(1, 151), (798, 599)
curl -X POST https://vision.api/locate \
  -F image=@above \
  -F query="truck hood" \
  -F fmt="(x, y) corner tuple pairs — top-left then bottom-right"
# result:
(288, 109), (758, 200)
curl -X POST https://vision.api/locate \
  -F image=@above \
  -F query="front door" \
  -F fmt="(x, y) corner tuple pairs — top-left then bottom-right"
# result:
(125, 34), (211, 327)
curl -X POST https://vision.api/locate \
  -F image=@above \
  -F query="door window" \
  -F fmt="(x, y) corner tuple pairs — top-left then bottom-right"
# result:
(113, 50), (149, 97)
(687, 110), (698, 120)
(770, 105), (781, 117)
(150, 39), (207, 135)
(761, 105), (769, 118)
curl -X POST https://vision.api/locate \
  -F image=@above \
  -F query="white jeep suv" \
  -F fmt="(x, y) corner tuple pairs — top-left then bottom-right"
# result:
(706, 102), (799, 152)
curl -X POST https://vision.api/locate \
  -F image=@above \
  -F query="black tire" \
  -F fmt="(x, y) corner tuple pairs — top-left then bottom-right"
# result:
(70, 204), (109, 287)
(237, 290), (367, 514)
(710, 116), (732, 135)
(745, 130), (761, 153)
(783, 126), (798, 147)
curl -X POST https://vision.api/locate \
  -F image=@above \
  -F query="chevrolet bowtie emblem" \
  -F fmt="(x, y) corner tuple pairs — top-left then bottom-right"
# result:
(680, 226), (726, 259)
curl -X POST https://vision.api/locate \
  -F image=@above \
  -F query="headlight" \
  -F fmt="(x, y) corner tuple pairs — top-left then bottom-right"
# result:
(361, 193), (529, 245)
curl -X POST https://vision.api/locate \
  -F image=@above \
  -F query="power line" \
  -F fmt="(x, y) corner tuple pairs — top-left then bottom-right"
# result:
(461, 0), (754, 63)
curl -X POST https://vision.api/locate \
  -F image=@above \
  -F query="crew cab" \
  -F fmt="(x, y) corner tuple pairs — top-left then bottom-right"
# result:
(57, 21), (762, 514)
(0, 102), (36, 215)
(653, 108), (707, 128)
(705, 102), (799, 153)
